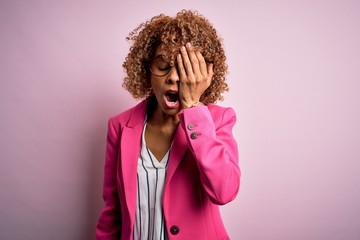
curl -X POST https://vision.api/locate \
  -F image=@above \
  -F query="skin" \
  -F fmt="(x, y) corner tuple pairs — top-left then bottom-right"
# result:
(145, 42), (214, 161)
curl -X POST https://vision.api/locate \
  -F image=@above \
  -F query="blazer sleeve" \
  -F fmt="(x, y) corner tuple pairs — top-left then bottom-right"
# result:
(179, 105), (241, 205)
(96, 118), (122, 239)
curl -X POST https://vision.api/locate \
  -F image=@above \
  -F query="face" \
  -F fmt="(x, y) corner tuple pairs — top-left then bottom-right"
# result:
(149, 44), (181, 116)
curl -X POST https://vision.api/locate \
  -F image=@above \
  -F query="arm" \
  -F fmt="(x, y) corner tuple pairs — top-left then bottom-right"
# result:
(96, 118), (122, 239)
(176, 42), (240, 204)
(179, 106), (240, 205)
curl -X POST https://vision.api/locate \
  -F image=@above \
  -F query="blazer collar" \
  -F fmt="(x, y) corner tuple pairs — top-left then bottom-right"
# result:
(125, 100), (148, 128)
(121, 98), (189, 224)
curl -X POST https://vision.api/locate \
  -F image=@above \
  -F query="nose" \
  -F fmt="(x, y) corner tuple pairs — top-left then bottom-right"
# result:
(166, 66), (179, 84)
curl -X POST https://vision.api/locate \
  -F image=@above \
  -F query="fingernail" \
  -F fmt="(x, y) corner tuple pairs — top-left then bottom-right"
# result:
(181, 46), (186, 51)
(186, 42), (191, 47)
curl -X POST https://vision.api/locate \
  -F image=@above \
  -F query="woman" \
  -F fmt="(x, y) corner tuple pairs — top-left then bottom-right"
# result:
(96, 10), (241, 240)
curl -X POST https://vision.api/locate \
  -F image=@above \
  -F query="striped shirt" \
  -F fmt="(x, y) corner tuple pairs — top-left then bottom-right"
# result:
(133, 121), (170, 240)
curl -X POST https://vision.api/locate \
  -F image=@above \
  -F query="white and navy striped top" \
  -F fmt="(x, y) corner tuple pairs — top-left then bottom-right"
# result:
(133, 121), (170, 240)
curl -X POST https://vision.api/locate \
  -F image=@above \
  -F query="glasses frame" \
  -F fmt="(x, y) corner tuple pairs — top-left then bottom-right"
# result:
(149, 57), (212, 77)
(149, 57), (178, 77)
(149, 66), (172, 77)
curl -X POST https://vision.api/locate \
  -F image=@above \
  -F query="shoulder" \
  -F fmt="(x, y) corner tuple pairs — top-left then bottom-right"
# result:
(207, 103), (237, 123)
(207, 103), (235, 114)
(109, 106), (135, 125)
(108, 100), (147, 130)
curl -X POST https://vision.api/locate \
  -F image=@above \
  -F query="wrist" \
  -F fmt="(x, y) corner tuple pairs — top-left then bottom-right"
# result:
(183, 101), (204, 109)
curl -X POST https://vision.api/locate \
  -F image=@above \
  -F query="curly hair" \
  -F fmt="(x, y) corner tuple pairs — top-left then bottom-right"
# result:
(122, 10), (229, 104)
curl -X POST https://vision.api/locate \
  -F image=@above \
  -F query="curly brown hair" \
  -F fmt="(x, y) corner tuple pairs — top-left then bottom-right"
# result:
(122, 10), (228, 104)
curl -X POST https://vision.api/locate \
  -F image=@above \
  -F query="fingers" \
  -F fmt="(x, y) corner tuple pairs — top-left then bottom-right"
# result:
(177, 53), (186, 81)
(178, 43), (209, 79)
(195, 50), (207, 77)
(185, 43), (201, 76)
(179, 45), (194, 77)
(207, 63), (214, 85)
(176, 43), (213, 107)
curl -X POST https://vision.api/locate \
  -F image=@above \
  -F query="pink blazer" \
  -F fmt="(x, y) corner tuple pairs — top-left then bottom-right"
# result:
(96, 100), (241, 240)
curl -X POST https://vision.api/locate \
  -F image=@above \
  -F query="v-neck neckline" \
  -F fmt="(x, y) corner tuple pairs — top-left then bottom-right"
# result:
(142, 121), (170, 166)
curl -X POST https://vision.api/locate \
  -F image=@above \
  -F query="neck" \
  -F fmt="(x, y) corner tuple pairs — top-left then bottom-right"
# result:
(149, 105), (180, 128)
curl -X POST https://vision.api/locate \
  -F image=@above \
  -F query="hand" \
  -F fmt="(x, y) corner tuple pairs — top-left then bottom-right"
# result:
(177, 42), (213, 108)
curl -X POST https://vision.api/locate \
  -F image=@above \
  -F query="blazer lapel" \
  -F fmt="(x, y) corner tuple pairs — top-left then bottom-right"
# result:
(119, 99), (189, 223)
(163, 124), (188, 200)
(165, 125), (188, 186)
(120, 101), (146, 223)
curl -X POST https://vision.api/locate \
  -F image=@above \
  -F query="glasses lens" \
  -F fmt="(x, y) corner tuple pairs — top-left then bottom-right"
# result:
(150, 58), (172, 77)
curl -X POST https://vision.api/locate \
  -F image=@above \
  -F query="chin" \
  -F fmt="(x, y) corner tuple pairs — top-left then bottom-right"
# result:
(162, 106), (181, 116)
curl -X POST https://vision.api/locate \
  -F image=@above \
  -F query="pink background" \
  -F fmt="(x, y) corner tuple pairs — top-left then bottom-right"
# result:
(1, 0), (360, 239)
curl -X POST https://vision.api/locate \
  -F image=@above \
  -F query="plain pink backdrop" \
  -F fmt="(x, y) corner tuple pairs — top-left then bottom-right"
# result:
(1, 0), (359, 239)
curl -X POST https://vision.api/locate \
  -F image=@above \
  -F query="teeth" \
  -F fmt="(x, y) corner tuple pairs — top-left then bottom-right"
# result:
(163, 93), (179, 108)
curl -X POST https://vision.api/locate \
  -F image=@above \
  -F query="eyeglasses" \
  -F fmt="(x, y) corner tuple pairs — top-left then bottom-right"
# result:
(149, 57), (177, 77)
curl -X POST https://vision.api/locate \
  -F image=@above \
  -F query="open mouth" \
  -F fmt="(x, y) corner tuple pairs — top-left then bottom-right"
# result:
(164, 90), (179, 108)
(165, 91), (179, 102)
